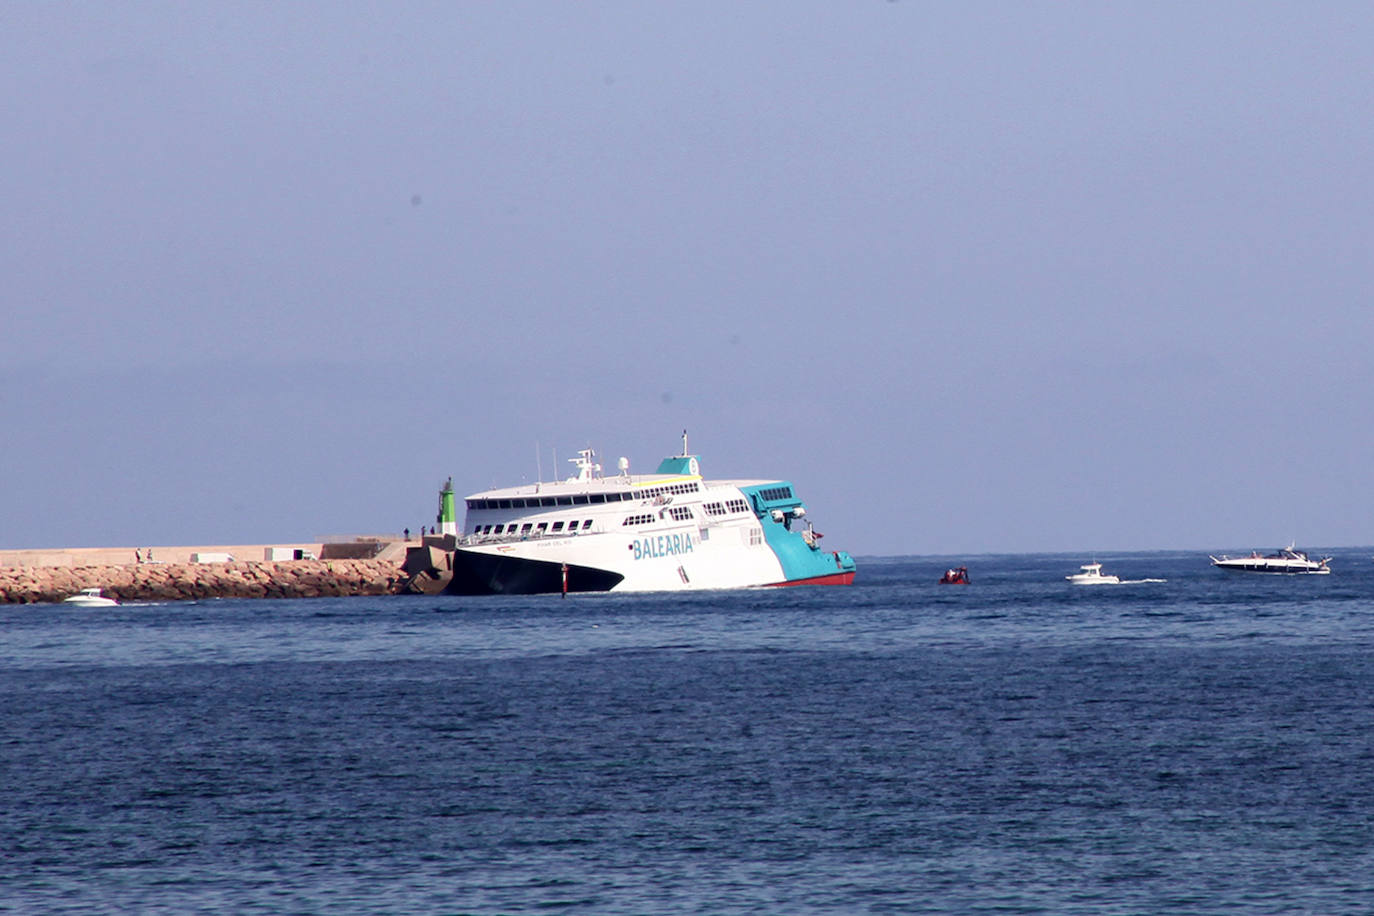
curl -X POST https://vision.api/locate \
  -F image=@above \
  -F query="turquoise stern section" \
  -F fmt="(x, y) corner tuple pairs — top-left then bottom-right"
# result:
(739, 483), (856, 585)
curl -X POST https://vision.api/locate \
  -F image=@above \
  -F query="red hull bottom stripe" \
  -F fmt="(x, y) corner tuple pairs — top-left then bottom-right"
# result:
(766, 572), (856, 587)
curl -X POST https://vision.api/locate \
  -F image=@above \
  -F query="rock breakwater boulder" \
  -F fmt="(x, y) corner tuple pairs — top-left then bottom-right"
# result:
(0, 559), (405, 605)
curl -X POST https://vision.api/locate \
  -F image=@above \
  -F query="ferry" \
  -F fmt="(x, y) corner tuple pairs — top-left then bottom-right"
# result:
(1209, 545), (1331, 575)
(420, 435), (856, 595)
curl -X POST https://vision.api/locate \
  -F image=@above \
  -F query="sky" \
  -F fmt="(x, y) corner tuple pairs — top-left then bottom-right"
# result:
(3, 2), (1373, 556)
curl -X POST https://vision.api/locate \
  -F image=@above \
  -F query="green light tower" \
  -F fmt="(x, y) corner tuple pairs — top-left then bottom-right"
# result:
(438, 477), (458, 537)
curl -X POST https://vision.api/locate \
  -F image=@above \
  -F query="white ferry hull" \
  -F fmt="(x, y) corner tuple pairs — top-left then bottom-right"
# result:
(448, 525), (854, 595)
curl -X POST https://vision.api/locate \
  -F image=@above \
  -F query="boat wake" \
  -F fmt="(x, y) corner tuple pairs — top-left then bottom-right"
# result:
(1119, 578), (1168, 584)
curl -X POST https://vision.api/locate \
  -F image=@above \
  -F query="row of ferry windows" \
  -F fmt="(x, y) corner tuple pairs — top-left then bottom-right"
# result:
(704, 498), (750, 517)
(475, 519), (595, 536)
(616, 506), (696, 527)
(757, 486), (793, 502)
(474, 511), (695, 535)
(465, 481), (701, 512)
(624, 506), (695, 524)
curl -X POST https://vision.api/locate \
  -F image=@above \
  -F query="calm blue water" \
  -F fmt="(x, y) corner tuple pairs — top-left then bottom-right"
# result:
(4, 551), (1374, 914)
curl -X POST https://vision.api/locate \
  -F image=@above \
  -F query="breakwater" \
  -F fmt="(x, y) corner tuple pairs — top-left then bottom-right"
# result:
(0, 559), (405, 605)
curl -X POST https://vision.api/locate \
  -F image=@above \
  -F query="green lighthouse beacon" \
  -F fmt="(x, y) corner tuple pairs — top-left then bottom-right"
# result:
(438, 477), (458, 538)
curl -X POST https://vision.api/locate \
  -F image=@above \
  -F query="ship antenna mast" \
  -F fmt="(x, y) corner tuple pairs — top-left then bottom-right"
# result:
(682, 429), (688, 456)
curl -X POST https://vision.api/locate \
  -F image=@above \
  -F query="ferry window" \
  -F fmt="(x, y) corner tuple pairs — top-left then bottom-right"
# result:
(466, 500), (478, 510)
(573, 495), (588, 505)
(590, 493), (606, 504)
(508, 498), (522, 509)
(497, 499), (510, 509)
(557, 496), (572, 506)
(521, 523), (533, 535)
(582, 519), (593, 529)
(492, 524), (503, 534)
(536, 522), (548, 534)
(552, 521), (565, 532)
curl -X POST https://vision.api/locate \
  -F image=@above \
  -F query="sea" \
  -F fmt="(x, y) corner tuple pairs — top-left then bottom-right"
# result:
(4, 550), (1374, 915)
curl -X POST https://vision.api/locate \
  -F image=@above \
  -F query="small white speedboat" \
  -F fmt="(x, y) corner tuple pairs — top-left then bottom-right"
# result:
(1066, 562), (1120, 585)
(62, 587), (119, 607)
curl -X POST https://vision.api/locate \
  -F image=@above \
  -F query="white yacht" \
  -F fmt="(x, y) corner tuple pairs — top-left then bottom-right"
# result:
(1209, 545), (1331, 575)
(409, 435), (856, 595)
(62, 587), (119, 607)
(1066, 562), (1120, 585)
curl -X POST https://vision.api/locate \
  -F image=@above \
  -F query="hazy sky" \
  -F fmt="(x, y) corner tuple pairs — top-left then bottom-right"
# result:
(4, 2), (1372, 556)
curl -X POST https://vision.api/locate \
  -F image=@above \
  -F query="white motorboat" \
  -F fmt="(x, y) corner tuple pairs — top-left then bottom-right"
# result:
(62, 587), (119, 607)
(1209, 545), (1331, 575)
(1066, 562), (1120, 585)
